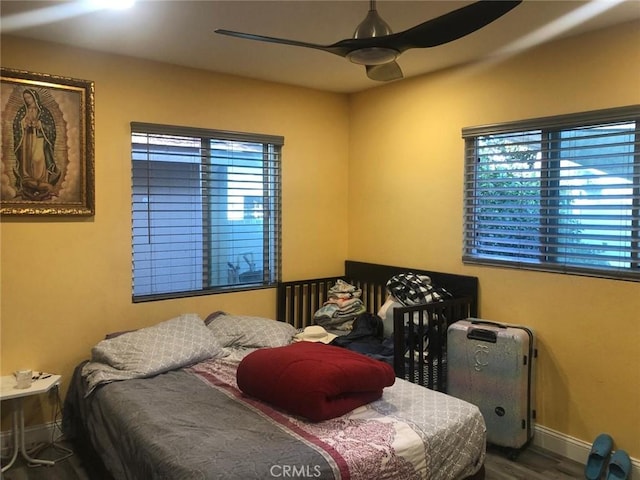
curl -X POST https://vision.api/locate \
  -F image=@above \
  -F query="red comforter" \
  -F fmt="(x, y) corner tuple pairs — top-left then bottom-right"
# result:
(236, 342), (395, 422)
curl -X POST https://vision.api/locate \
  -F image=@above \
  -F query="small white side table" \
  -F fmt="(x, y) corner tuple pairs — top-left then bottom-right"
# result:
(0, 374), (62, 472)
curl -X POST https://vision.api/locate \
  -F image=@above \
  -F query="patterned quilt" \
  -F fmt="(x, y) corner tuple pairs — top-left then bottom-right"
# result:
(191, 358), (486, 480)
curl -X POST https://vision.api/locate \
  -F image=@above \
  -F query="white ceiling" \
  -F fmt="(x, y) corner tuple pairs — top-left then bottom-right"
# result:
(1, 0), (639, 94)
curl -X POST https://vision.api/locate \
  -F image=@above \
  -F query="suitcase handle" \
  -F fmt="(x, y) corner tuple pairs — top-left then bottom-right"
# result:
(470, 319), (508, 329)
(467, 328), (498, 343)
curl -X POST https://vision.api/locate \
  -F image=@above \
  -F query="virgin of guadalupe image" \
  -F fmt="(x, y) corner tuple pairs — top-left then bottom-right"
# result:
(12, 88), (61, 200)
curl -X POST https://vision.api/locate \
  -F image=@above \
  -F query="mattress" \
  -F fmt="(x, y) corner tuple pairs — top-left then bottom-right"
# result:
(64, 351), (486, 480)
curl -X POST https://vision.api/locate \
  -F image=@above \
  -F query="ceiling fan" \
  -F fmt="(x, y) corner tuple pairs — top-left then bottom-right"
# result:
(215, 0), (522, 82)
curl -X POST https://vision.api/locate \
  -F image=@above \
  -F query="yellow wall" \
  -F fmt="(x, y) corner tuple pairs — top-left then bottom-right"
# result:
(348, 21), (640, 457)
(0, 37), (349, 423)
(1, 20), (639, 460)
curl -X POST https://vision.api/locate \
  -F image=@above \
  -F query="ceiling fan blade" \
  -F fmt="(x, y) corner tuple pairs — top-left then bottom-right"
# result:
(385, 1), (522, 52)
(215, 29), (350, 57)
(366, 61), (403, 82)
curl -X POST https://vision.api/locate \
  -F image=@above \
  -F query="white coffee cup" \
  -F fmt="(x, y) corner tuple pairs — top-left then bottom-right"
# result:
(15, 370), (33, 389)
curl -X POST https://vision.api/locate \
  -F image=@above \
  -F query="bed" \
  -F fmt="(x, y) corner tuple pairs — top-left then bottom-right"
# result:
(62, 262), (485, 480)
(277, 261), (479, 392)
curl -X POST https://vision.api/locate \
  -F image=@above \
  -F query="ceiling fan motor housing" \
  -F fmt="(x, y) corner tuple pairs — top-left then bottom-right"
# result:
(348, 7), (398, 65)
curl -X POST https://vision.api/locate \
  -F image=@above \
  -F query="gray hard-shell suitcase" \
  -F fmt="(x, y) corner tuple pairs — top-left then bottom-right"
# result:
(447, 318), (536, 456)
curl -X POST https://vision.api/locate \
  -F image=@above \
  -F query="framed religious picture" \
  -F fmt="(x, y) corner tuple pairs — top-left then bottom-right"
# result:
(1, 68), (95, 216)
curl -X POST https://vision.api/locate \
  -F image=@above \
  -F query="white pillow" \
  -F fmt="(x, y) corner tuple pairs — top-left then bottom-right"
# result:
(378, 295), (404, 338)
(205, 312), (296, 348)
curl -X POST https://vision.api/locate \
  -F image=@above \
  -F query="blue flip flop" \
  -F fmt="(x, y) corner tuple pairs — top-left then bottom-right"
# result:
(585, 433), (613, 480)
(606, 450), (631, 480)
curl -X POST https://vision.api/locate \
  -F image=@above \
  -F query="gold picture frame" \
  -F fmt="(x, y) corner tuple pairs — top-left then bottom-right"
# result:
(1, 68), (95, 216)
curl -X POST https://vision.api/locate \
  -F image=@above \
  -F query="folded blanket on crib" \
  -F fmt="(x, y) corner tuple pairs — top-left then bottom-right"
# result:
(236, 341), (395, 422)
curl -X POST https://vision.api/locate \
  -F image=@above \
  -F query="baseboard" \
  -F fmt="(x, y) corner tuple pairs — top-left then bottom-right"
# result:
(0, 421), (60, 458)
(534, 424), (640, 478)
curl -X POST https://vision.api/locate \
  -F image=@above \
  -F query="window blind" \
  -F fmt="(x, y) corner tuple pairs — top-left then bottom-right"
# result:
(462, 106), (640, 281)
(131, 122), (283, 301)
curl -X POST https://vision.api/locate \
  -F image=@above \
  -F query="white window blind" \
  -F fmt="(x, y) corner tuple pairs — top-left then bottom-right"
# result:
(462, 106), (639, 281)
(131, 123), (283, 301)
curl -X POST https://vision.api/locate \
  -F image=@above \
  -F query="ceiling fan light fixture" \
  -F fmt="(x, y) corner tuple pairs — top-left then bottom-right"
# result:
(347, 47), (398, 65)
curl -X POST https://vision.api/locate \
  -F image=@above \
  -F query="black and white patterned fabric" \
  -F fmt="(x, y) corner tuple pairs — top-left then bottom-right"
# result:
(386, 273), (453, 306)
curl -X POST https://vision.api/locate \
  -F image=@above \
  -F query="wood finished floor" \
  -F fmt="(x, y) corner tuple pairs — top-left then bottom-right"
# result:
(484, 444), (584, 480)
(2, 441), (586, 480)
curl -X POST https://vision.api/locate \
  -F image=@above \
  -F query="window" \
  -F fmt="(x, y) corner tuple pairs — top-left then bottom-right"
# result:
(462, 106), (639, 281)
(131, 123), (283, 301)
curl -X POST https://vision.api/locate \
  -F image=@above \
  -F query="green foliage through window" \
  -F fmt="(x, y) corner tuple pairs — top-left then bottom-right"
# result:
(462, 106), (639, 281)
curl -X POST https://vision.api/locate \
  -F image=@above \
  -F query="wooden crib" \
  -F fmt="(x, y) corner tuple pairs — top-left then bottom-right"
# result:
(276, 260), (478, 392)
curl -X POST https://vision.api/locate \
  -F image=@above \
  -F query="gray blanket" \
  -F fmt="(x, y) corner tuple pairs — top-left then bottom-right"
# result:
(73, 364), (335, 480)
